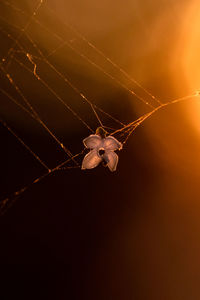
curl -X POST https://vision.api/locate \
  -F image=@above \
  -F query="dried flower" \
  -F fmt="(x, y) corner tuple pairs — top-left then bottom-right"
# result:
(82, 130), (122, 171)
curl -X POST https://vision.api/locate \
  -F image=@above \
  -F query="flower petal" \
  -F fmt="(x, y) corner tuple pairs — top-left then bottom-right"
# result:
(103, 136), (122, 151)
(103, 150), (119, 172)
(83, 134), (102, 149)
(82, 149), (102, 170)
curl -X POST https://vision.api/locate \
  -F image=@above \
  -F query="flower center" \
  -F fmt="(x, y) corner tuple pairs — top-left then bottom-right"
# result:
(99, 149), (105, 156)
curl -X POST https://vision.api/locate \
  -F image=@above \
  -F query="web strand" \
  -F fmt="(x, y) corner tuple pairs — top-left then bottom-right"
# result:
(1, 1), (200, 216)
(1, 93), (199, 215)
(1, 24), (124, 130)
(46, 5), (162, 106)
(1, 0), (158, 109)
(0, 64), (78, 164)
(111, 93), (200, 140)
(24, 32), (127, 126)
(0, 150), (85, 216)
(2, 25), (124, 128)
(2, 0), (44, 68)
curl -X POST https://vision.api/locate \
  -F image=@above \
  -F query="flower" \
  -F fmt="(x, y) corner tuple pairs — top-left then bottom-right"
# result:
(81, 133), (122, 172)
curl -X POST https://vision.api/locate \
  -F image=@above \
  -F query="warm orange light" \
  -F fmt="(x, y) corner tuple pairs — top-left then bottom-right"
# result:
(179, 1), (200, 132)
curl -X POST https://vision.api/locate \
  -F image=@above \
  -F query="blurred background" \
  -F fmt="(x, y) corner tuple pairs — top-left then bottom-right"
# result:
(1, 0), (200, 299)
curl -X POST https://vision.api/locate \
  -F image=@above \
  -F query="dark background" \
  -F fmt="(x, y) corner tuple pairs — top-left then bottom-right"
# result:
(1, 0), (200, 299)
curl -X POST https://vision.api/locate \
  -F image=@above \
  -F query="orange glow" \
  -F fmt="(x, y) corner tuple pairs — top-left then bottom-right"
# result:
(178, 1), (200, 132)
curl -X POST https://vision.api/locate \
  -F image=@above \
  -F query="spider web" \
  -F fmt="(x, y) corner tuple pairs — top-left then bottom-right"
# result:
(0, 0), (199, 215)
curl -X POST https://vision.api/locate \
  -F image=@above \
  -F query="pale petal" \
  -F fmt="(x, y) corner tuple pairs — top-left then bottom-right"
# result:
(103, 136), (122, 151)
(103, 150), (119, 172)
(82, 149), (102, 170)
(83, 134), (102, 149)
